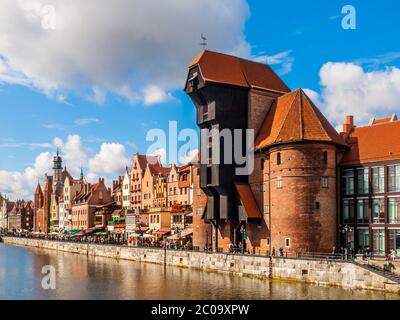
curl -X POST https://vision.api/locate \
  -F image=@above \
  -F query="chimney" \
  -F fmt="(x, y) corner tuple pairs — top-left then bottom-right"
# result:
(342, 115), (354, 133)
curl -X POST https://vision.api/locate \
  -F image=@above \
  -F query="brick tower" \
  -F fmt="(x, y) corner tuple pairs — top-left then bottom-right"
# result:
(253, 89), (347, 254)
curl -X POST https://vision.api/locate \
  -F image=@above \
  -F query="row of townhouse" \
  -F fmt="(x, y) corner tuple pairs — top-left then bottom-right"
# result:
(111, 153), (195, 215)
(0, 195), (34, 232)
(33, 150), (114, 234)
(108, 153), (203, 241)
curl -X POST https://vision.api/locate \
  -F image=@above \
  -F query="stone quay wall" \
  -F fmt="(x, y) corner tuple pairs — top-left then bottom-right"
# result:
(2, 236), (399, 294)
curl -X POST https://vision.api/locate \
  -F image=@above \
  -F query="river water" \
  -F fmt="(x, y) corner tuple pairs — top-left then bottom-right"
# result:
(0, 243), (398, 300)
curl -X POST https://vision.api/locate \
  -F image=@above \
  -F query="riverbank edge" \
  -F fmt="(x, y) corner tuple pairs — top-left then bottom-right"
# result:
(2, 236), (400, 294)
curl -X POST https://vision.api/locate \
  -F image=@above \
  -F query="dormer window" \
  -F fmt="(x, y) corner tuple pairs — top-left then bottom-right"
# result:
(188, 72), (199, 90)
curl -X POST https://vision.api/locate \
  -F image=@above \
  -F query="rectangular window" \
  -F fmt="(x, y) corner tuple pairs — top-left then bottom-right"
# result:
(388, 229), (400, 256)
(196, 207), (202, 215)
(372, 167), (385, 193)
(388, 197), (400, 224)
(342, 169), (354, 195)
(285, 238), (291, 248)
(203, 103), (209, 121)
(357, 168), (369, 194)
(372, 198), (385, 224)
(357, 199), (369, 224)
(264, 205), (270, 214)
(266, 238), (270, 246)
(373, 229), (385, 255)
(342, 199), (354, 223)
(322, 177), (328, 188)
(276, 178), (283, 189)
(206, 166), (212, 185)
(357, 229), (369, 250)
(388, 165), (400, 192)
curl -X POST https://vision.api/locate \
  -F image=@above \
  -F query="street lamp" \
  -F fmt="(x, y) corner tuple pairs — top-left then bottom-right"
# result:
(340, 224), (354, 251)
(239, 225), (247, 254)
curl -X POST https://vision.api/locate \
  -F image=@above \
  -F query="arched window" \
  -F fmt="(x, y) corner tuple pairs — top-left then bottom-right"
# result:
(277, 152), (281, 165)
(323, 151), (328, 164)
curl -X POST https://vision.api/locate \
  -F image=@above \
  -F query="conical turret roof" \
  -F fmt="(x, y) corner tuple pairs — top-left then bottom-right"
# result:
(255, 89), (347, 150)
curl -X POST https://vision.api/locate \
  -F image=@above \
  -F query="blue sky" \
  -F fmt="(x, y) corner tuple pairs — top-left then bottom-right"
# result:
(0, 0), (399, 199)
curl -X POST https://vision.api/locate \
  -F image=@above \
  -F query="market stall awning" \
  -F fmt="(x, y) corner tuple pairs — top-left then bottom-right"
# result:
(84, 226), (104, 234)
(135, 227), (149, 232)
(155, 229), (171, 235)
(167, 228), (193, 240)
(68, 229), (83, 235)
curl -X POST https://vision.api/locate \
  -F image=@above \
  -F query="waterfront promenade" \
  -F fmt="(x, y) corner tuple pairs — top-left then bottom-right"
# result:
(2, 235), (400, 294)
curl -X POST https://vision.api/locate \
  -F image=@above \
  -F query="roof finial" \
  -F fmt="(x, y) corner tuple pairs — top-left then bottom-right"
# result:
(200, 34), (207, 50)
(80, 166), (84, 181)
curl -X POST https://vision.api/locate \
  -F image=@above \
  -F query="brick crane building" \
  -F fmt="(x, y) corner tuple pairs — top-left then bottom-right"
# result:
(185, 50), (385, 256)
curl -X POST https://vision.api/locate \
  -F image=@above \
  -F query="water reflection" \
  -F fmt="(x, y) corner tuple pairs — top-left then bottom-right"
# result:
(0, 244), (398, 300)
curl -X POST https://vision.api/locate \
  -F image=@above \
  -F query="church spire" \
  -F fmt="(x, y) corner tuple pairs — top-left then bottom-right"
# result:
(80, 167), (84, 181)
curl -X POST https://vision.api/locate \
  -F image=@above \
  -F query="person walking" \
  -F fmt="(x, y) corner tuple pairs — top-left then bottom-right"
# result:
(279, 245), (284, 257)
(272, 247), (276, 257)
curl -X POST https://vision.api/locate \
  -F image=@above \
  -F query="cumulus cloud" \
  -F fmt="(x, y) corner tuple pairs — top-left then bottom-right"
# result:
(88, 142), (130, 175)
(0, 152), (52, 200)
(305, 62), (400, 126)
(0, 0), (250, 105)
(0, 135), (129, 200)
(143, 85), (174, 106)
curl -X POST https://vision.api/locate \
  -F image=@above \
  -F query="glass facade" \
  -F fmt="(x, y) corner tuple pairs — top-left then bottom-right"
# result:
(356, 199), (369, 223)
(342, 169), (354, 195)
(388, 165), (400, 192)
(388, 229), (400, 255)
(357, 229), (369, 250)
(388, 197), (400, 224)
(372, 167), (385, 193)
(372, 198), (385, 224)
(342, 199), (354, 223)
(357, 168), (369, 194)
(341, 164), (400, 255)
(373, 229), (385, 255)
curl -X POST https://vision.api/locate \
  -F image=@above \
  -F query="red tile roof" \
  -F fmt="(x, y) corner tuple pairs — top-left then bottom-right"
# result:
(189, 50), (290, 93)
(255, 89), (347, 150)
(235, 183), (262, 219)
(137, 154), (159, 170)
(341, 116), (400, 165)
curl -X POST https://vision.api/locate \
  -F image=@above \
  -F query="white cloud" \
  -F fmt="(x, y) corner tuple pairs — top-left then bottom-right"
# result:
(178, 148), (198, 165)
(143, 85), (174, 106)
(252, 50), (294, 75)
(74, 118), (101, 126)
(0, 0), (250, 104)
(61, 134), (89, 177)
(306, 62), (400, 126)
(0, 151), (52, 200)
(88, 142), (130, 175)
(0, 135), (130, 200)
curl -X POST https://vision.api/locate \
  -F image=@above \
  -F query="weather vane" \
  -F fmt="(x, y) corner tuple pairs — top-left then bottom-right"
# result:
(200, 34), (207, 49)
